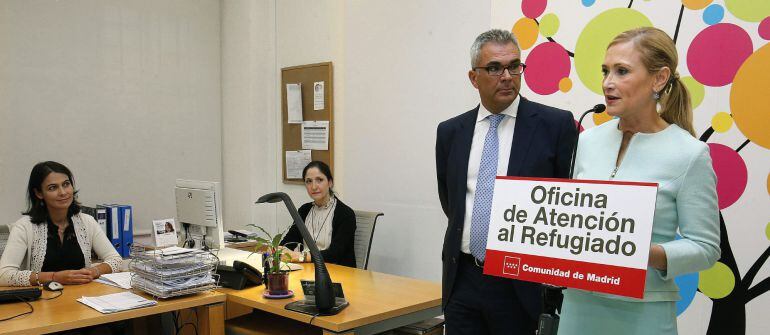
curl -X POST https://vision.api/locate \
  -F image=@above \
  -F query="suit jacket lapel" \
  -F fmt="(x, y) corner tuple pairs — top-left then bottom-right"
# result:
(507, 99), (539, 176)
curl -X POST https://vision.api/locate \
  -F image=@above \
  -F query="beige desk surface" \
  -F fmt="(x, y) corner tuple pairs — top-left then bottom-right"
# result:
(0, 282), (226, 335)
(220, 263), (442, 334)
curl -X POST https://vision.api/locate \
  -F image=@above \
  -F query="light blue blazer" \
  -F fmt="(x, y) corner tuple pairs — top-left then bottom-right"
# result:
(573, 118), (720, 302)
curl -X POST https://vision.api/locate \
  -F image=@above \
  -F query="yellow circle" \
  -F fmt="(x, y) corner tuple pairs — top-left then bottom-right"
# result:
(593, 112), (613, 126)
(699, 262), (735, 299)
(711, 112), (733, 133)
(513, 18), (539, 50)
(558, 77), (572, 92)
(730, 44), (770, 149)
(681, 76), (705, 109)
(539, 14), (560, 38)
(682, 0), (714, 10)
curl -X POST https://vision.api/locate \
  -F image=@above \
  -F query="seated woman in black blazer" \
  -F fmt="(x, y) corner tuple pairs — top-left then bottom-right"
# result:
(280, 161), (357, 267)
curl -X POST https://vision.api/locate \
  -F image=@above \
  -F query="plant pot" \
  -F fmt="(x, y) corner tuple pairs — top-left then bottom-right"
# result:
(267, 272), (289, 295)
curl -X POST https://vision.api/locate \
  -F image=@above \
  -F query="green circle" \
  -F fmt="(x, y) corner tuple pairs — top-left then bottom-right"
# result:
(725, 0), (770, 22)
(574, 8), (652, 95)
(539, 14), (560, 38)
(699, 262), (735, 299)
(682, 76), (705, 109)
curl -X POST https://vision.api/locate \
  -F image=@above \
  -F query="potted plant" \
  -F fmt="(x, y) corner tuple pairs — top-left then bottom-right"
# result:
(247, 224), (298, 296)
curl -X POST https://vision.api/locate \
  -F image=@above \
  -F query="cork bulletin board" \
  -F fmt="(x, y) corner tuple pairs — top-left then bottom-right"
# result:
(281, 62), (333, 184)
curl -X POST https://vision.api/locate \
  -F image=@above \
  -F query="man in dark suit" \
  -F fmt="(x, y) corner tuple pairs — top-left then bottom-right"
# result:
(435, 29), (577, 334)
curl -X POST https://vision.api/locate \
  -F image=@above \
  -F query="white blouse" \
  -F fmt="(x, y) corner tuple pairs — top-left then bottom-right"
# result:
(305, 197), (337, 250)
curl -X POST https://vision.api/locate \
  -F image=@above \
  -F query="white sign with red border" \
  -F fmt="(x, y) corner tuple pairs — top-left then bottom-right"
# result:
(482, 176), (658, 299)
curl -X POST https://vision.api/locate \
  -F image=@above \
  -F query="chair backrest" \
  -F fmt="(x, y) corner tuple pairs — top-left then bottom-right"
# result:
(353, 210), (383, 270)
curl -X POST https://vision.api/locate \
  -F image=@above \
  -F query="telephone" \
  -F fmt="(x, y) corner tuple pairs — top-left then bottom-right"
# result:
(217, 260), (263, 289)
(233, 260), (263, 286)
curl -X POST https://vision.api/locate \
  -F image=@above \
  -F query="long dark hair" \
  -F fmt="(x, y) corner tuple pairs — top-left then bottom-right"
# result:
(302, 161), (335, 196)
(22, 161), (81, 224)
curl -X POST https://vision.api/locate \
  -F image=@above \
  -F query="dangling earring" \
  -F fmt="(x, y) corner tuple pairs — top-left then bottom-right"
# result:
(653, 91), (660, 101)
(653, 91), (662, 114)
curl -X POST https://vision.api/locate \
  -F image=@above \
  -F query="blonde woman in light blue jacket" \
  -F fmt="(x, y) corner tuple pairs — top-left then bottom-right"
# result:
(558, 27), (720, 335)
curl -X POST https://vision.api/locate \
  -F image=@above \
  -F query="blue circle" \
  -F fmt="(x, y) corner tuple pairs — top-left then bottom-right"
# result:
(673, 234), (699, 315)
(582, 0), (596, 7)
(675, 271), (699, 315)
(703, 4), (724, 25)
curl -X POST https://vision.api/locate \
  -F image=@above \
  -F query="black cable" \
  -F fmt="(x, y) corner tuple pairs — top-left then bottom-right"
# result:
(172, 311), (180, 333)
(308, 313), (320, 325)
(40, 291), (63, 300)
(0, 297), (34, 322)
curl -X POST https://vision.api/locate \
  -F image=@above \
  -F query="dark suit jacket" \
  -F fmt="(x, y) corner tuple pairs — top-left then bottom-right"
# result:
(435, 98), (577, 319)
(280, 198), (357, 267)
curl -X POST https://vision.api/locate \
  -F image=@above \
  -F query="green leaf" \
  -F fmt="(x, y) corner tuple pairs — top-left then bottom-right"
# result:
(253, 226), (272, 238)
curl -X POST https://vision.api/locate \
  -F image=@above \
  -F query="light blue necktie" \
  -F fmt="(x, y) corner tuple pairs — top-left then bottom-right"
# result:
(470, 114), (505, 262)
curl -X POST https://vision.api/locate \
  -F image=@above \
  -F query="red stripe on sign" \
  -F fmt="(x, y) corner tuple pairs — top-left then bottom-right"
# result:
(482, 250), (647, 299)
(494, 176), (658, 188)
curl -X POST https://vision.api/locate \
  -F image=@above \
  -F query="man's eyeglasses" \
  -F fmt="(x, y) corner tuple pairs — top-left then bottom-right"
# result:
(473, 63), (526, 76)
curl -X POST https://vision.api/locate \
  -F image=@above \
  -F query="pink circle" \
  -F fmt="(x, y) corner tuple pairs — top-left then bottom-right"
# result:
(687, 23), (753, 87)
(524, 42), (570, 95)
(708, 143), (748, 210)
(522, 0), (547, 19)
(760, 17), (770, 40)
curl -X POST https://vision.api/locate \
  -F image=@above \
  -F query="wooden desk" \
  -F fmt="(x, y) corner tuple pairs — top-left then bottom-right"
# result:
(221, 263), (442, 335)
(0, 283), (226, 335)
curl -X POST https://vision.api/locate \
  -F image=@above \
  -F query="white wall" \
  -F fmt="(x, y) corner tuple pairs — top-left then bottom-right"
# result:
(221, 0), (278, 234)
(341, 2), (490, 280)
(221, 1), (490, 282)
(0, 0), (222, 232)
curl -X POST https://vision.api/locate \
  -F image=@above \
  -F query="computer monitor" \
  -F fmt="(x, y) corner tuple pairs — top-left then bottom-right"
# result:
(175, 179), (225, 250)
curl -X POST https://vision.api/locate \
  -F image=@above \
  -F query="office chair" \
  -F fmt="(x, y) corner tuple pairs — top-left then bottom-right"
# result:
(353, 210), (383, 270)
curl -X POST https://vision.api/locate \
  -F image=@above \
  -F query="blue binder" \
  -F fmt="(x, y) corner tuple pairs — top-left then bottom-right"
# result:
(98, 204), (123, 256)
(118, 205), (133, 258)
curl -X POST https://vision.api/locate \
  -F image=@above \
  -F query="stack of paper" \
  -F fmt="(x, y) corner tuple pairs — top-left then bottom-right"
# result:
(132, 273), (215, 297)
(130, 245), (219, 298)
(77, 292), (157, 314)
(94, 272), (133, 289)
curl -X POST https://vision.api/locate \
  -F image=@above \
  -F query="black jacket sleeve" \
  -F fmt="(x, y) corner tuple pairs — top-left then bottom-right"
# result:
(436, 121), (451, 218)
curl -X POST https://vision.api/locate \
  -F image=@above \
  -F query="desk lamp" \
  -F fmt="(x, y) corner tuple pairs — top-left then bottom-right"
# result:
(256, 192), (348, 315)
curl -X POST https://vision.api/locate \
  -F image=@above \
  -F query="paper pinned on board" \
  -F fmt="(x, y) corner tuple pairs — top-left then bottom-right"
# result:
(301, 121), (329, 151)
(313, 81), (325, 111)
(287, 83), (303, 124)
(286, 150), (312, 179)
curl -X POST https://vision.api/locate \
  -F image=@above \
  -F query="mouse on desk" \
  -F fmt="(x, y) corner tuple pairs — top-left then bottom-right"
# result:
(44, 281), (64, 292)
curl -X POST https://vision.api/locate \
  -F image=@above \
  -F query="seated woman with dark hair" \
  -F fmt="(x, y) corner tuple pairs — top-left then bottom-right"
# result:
(280, 161), (357, 267)
(0, 161), (122, 286)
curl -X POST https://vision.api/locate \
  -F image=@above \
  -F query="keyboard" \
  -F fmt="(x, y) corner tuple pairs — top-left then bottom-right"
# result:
(0, 288), (41, 303)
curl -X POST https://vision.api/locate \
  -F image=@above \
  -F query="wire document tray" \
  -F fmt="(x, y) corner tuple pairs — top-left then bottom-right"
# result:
(129, 244), (219, 299)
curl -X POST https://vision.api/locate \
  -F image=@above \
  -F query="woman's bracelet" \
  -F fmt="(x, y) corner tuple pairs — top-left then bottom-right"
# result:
(34, 271), (41, 286)
(92, 266), (101, 277)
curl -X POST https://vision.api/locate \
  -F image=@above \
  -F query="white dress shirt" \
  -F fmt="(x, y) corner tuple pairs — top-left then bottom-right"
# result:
(461, 99), (519, 255)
